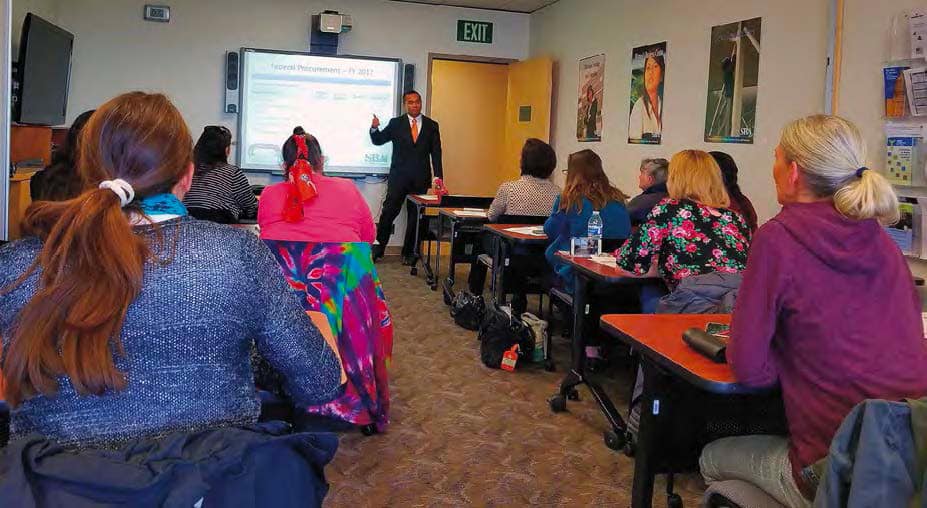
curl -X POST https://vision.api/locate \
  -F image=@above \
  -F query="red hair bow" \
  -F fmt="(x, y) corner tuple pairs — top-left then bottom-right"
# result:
(283, 134), (318, 222)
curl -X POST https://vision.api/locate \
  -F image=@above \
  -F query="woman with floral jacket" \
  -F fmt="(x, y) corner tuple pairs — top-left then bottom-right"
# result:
(617, 149), (751, 290)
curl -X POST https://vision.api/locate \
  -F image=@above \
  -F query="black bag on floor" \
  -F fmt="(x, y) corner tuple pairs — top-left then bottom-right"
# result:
(478, 305), (534, 369)
(450, 290), (486, 331)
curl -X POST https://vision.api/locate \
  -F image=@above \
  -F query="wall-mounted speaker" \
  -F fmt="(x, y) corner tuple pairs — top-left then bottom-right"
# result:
(224, 51), (239, 114)
(403, 63), (414, 94)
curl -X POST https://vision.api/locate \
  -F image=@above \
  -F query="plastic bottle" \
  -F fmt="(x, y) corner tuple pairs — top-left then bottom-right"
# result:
(587, 210), (603, 254)
(587, 210), (603, 238)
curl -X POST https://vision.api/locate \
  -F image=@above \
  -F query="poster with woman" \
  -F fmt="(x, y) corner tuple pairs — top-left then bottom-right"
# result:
(628, 42), (666, 144)
(704, 17), (762, 143)
(577, 54), (605, 142)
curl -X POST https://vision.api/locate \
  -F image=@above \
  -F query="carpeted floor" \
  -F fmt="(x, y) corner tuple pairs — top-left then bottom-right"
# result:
(324, 258), (705, 507)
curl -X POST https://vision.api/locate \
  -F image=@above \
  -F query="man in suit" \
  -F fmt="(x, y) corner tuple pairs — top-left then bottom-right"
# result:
(369, 90), (443, 263)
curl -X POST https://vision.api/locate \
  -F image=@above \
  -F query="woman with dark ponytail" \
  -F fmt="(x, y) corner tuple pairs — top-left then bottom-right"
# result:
(710, 151), (758, 232)
(0, 92), (340, 448)
(183, 125), (258, 223)
(257, 126), (375, 243)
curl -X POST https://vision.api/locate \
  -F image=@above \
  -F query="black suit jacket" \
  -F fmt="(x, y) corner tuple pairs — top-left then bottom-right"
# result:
(370, 115), (443, 186)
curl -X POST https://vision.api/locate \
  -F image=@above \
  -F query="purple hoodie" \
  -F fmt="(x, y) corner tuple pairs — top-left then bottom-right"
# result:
(729, 200), (927, 489)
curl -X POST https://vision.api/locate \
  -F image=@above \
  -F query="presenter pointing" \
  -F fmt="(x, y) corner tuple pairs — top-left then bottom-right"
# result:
(370, 90), (443, 263)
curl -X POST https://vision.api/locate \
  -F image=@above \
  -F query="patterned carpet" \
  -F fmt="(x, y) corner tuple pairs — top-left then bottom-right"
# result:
(324, 258), (705, 507)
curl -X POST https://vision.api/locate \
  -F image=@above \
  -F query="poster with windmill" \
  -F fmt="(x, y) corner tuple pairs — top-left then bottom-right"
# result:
(704, 17), (762, 143)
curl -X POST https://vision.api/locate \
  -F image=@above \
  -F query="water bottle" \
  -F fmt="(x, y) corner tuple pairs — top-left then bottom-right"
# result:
(587, 210), (603, 255)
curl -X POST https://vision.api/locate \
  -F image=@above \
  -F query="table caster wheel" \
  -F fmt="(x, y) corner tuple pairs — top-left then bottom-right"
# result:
(567, 388), (580, 401)
(360, 424), (377, 436)
(667, 493), (683, 508)
(411, 267), (418, 276)
(549, 395), (567, 413)
(603, 429), (626, 451)
(623, 432), (636, 457)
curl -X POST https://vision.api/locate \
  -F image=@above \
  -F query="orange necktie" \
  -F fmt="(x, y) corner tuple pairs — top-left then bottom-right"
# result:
(411, 117), (419, 143)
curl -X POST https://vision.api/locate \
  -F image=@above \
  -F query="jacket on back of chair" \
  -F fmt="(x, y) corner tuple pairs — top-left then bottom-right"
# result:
(655, 272), (742, 314)
(0, 421), (337, 508)
(808, 398), (927, 507)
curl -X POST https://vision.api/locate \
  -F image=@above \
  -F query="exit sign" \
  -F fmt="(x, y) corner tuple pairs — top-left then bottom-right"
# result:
(457, 20), (493, 44)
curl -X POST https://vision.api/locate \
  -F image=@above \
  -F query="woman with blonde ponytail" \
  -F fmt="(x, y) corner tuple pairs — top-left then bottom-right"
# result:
(0, 92), (340, 449)
(700, 115), (927, 506)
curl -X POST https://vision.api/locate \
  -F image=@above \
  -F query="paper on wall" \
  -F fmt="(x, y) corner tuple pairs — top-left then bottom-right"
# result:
(903, 67), (927, 116)
(911, 9), (927, 60)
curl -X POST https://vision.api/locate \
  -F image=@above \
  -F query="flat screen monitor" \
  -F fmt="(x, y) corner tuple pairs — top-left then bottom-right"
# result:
(238, 48), (402, 176)
(14, 13), (73, 126)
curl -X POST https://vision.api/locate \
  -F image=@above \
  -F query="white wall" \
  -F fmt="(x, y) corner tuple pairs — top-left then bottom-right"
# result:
(530, 0), (830, 224)
(11, 0), (57, 55)
(839, 0), (927, 277)
(53, 0), (530, 245)
(839, 0), (922, 183)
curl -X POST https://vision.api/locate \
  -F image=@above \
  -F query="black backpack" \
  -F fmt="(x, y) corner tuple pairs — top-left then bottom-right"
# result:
(450, 291), (486, 331)
(478, 305), (535, 369)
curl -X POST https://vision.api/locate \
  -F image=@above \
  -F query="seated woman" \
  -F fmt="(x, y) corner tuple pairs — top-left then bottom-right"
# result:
(29, 109), (95, 202)
(258, 127), (375, 243)
(258, 128), (390, 432)
(545, 149), (631, 292)
(710, 151), (758, 233)
(626, 157), (669, 226)
(700, 115), (927, 507)
(468, 138), (560, 295)
(183, 125), (259, 224)
(617, 149), (751, 305)
(486, 138), (560, 221)
(0, 92), (341, 450)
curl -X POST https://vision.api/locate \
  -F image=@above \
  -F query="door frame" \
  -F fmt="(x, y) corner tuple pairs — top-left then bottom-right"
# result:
(0, 0), (11, 241)
(425, 53), (516, 116)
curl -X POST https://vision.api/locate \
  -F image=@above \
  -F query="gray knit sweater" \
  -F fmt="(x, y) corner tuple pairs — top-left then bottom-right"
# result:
(0, 217), (341, 449)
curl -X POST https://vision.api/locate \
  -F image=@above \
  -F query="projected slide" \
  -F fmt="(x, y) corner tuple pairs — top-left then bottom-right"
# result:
(238, 49), (401, 175)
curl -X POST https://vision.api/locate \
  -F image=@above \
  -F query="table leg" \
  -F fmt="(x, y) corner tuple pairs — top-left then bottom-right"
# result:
(410, 203), (423, 276)
(631, 359), (668, 508)
(433, 214), (443, 291)
(492, 238), (508, 306)
(423, 233), (435, 283)
(447, 220), (458, 286)
(488, 235), (498, 301)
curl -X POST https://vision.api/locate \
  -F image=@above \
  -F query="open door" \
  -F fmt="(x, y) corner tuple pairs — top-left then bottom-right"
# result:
(503, 57), (553, 176)
(428, 56), (553, 197)
(429, 59), (510, 196)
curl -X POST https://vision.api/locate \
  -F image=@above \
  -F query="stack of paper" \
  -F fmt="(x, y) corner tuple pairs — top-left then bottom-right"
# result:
(504, 226), (545, 236)
(455, 210), (487, 218)
(590, 254), (617, 266)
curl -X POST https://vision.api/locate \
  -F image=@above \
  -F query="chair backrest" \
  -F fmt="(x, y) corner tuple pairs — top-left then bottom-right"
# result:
(188, 207), (236, 224)
(494, 214), (548, 225)
(441, 195), (494, 209)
